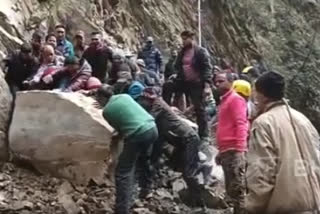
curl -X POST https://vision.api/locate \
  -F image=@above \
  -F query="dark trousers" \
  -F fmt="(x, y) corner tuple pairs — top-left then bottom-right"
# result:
(181, 81), (209, 139)
(162, 80), (178, 105)
(151, 134), (201, 191)
(115, 127), (158, 214)
(162, 81), (209, 138)
(182, 135), (202, 191)
(220, 150), (246, 214)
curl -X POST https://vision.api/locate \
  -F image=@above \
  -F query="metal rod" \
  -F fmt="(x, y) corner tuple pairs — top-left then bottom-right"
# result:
(198, 0), (202, 46)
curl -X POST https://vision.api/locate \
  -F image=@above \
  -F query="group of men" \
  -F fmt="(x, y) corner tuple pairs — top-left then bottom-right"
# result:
(3, 24), (163, 98)
(3, 25), (320, 214)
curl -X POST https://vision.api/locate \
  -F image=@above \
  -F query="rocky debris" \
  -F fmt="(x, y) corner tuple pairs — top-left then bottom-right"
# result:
(0, 68), (13, 161)
(0, 154), (232, 214)
(9, 91), (114, 184)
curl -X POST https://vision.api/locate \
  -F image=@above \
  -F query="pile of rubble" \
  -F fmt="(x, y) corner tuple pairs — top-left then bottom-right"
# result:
(0, 161), (232, 214)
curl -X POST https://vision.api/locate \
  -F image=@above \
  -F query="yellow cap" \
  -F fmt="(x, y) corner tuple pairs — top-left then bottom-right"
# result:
(232, 80), (252, 97)
(242, 66), (254, 74)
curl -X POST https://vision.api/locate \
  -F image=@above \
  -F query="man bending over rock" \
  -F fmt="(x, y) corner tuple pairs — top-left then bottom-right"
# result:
(95, 85), (158, 214)
(137, 87), (208, 207)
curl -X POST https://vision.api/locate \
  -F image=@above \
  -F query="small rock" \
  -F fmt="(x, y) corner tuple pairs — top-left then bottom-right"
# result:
(12, 201), (33, 210)
(155, 188), (173, 200)
(134, 199), (144, 207)
(76, 198), (85, 206)
(22, 201), (34, 210)
(172, 179), (186, 194)
(133, 208), (151, 214)
(58, 194), (81, 214)
(0, 173), (10, 182)
(58, 181), (74, 195)
(0, 180), (11, 188)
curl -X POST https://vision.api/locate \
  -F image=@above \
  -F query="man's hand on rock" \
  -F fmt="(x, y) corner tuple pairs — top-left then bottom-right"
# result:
(93, 101), (102, 109)
(42, 75), (53, 84)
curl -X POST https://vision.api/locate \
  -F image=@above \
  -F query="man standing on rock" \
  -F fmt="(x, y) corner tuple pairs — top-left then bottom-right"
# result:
(174, 30), (213, 142)
(55, 24), (75, 58)
(164, 49), (178, 81)
(138, 36), (163, 75)
(246, 72), (320, 213)
(83, 32), (113, 83)
(214, 71), (248, 214)
(96, 85), (158, 214)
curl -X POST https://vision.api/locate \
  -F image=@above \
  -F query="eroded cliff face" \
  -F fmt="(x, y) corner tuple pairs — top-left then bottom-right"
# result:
(0, 0), (320, 128)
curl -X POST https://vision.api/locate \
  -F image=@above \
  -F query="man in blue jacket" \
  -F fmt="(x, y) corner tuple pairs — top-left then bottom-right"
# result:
(138, 36), (163, 75)
(55, 24), (74, 58)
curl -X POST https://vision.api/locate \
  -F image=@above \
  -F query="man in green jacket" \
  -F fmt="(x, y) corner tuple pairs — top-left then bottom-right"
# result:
(96, 85), (158, 214)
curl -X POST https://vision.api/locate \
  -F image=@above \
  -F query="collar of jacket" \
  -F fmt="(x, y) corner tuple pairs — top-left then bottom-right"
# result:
(57, 38), (66, 46)
(263, 99), (287, 113)
(182, 43), (197, 52)
(220, 89), (233, 101)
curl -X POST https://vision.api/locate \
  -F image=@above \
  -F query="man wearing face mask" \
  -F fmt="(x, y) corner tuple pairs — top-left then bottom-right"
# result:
(83, 31), (113, 82)
(138, 36), (163, 75)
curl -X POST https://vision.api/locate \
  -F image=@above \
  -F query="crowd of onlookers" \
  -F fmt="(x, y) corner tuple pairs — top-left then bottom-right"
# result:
(3, 25), (320, 214)
(3, 24), (164, 98)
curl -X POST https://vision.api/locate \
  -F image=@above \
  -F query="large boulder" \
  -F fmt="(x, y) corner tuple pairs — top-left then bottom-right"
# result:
(9, 91), (114, 184)
(0, 69), (13, 161)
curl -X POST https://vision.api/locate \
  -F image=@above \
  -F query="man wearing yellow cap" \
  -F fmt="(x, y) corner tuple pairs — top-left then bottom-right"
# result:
(232, 79), (257, 122)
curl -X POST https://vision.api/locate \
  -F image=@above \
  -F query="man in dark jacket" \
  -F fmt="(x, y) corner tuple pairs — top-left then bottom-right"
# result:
(137, 87), (207, 206)
(31, 31), (44, 60)
(174, 30), (213, 141)
(4, 43), (39, 95)
(108, 51), (138, 85)
(164, 49), (178, 81)
(138, 37), (163, 74)
(83, 32), (113, 83)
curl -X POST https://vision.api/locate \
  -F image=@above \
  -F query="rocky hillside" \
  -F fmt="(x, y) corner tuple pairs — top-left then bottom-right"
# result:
(0, 0), (320, 129)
